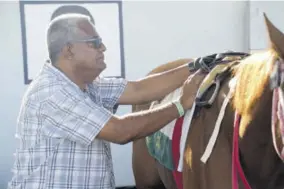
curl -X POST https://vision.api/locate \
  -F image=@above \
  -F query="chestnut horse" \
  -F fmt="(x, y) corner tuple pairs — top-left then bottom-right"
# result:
(132, 14), (284, 189)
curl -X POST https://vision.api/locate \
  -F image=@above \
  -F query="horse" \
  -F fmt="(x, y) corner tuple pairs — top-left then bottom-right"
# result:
(131, 14), (284, 189)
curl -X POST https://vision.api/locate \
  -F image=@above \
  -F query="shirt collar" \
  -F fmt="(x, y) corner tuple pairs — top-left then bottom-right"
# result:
(42, 61), (87, 94)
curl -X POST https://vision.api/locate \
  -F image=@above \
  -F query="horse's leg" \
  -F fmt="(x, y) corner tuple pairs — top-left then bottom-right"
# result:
(132, 138), (165, 189)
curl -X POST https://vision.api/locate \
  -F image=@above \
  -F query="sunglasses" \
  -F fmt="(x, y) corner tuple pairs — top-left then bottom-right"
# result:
(70, 37), (102, 49)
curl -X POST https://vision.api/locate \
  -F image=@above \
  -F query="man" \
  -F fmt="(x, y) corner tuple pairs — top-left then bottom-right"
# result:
(8, 14), (205, 189)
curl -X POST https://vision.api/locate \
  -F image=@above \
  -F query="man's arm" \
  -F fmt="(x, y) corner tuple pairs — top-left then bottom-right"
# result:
(97, 101), (182, 144)
(118, 59), (193, 105)
(98, 70), (205, 144)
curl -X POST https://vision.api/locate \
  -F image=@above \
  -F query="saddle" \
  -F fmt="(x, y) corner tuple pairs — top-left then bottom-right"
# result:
(190, 51), (249, 109)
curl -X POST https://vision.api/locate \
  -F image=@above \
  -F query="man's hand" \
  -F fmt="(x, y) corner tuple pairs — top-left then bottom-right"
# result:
(180, 70), (206, 109)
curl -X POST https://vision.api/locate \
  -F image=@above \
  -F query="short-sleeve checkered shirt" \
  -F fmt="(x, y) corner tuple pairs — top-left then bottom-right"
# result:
(8, 62), (127, 189)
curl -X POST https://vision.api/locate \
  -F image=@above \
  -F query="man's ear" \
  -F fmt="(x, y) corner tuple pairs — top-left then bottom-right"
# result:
(62, 43), (74, 60)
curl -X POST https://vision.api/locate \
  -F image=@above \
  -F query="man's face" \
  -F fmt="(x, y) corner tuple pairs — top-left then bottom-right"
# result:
(66, 19), (107, 82)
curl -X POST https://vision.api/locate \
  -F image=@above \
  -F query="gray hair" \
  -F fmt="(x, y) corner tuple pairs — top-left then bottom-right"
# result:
(46, 13), (91, 64)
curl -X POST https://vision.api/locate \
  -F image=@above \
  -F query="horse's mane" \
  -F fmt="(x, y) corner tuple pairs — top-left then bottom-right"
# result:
(232, 49), (279, 117)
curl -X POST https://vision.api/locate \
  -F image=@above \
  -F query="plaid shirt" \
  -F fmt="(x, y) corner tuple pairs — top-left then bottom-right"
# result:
(8, 62), (127, 189)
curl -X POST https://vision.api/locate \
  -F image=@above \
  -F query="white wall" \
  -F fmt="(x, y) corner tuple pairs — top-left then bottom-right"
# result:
(122, 1), (250, 81)
(0, 1), (250, 188)
(249, 1), (284, 51)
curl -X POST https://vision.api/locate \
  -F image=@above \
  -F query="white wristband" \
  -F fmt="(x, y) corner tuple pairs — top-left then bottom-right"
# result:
(173, 100), (185, 117)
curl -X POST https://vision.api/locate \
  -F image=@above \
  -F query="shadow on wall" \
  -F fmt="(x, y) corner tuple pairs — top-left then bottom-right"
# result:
(50, 4), (95, 23)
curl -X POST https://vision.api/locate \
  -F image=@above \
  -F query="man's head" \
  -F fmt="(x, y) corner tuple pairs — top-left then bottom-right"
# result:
(46, 13), (106, 83)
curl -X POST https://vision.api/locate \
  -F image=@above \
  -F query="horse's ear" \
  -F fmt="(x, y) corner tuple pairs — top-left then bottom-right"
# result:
(263, 13), (284, 58)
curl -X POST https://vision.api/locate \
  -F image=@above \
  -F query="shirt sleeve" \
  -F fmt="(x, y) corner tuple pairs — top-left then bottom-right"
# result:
(40, 85), (113, 146)
(95, 77), (127, 109)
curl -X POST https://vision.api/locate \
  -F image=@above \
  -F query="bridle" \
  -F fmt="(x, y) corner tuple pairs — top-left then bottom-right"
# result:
(271, 57), (284, 162)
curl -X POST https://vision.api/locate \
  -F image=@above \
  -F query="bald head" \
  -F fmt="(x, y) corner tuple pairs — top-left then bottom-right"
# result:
(46, 13), (94, 64)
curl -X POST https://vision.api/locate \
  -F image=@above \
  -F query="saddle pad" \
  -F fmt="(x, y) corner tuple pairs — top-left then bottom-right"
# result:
(146, 88), (182, 170)
(146, 87), (196, 172)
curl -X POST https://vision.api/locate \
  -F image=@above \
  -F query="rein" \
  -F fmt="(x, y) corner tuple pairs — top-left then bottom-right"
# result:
(232, 113), (252, 189)
(272, 88), (284, 161)
(271, 58), (284, 162)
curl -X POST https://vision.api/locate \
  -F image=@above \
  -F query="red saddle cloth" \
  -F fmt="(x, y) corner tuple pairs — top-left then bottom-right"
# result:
(172, 116), (184, 189)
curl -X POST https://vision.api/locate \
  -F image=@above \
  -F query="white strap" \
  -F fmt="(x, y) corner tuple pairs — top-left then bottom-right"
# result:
(200, 90), (232, 163)
(177, 102), (196, 172)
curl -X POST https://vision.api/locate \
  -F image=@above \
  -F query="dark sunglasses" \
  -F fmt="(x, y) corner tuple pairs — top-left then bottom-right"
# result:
(70, 37), (102, 49)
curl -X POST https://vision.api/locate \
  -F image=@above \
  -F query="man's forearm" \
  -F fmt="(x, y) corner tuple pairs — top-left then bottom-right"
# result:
(137, 61), (191, 103)
(118, 101), (184, 143)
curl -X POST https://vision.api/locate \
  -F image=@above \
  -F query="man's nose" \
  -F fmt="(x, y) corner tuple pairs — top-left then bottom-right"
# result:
(100, 43), (106, 52)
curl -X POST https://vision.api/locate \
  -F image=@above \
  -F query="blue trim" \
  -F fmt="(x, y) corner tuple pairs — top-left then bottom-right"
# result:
(19, 1), (121, 5)
(19, 0), (125, 85)
(19, 1), (31, 84)
(118, 1), (125, 79)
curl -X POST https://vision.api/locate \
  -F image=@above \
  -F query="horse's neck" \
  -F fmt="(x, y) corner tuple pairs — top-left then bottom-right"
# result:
(239, 88), (282, 188)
